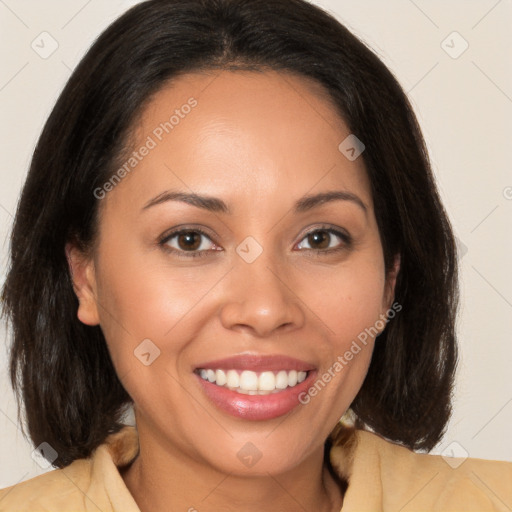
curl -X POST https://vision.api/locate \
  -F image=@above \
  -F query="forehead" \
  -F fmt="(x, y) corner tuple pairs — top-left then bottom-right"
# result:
(104, 69), (371, 216)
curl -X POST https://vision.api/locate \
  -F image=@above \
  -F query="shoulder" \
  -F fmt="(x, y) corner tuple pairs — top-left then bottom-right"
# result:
(0, 459), (92, 511)
(330, 427), (512, 511)
(0, 426), (139, 512)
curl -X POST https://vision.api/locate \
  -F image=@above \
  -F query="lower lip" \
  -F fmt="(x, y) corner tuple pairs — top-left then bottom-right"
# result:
(195, 372), (316, 421)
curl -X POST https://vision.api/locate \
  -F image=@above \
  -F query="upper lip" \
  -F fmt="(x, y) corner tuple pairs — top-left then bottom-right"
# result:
(194, 354), (316, 372)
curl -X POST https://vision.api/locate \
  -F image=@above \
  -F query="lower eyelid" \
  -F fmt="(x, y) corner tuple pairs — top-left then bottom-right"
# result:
(296, 229), (351, 249)
(160, 227), (351, 256)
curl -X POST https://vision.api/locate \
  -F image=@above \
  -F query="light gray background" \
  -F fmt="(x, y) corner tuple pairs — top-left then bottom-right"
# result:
(1, 0), (511, 487)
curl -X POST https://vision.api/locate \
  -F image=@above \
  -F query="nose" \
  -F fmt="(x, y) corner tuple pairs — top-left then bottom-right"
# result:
(219, 253), (305, 338)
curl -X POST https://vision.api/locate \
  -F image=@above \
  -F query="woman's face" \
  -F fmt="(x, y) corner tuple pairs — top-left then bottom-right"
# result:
(70, 70), (398, 476)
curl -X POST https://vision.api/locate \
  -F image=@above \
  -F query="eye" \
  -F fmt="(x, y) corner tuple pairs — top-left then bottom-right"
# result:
(159, 226), (351, 259)
(296, 227), (351, 252)
(160, 228), (220, 258)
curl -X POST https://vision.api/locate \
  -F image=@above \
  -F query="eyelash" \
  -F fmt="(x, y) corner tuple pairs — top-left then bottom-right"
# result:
(158, 225), (352, 259)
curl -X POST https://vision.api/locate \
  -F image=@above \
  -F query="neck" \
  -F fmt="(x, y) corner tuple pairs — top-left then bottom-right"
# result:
(121, 422), (343, 512)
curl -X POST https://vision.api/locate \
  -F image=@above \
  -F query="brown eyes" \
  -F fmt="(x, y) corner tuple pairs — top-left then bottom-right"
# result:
(174, 231), (217, 251)
(296, 229), (350, 251)
(160, 226), (352, 259)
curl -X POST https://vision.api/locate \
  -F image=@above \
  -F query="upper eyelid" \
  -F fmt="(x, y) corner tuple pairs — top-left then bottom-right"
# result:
(161, 225), (350, 251)
(159, 225), (216, 243)
(296, 227), (351, 249)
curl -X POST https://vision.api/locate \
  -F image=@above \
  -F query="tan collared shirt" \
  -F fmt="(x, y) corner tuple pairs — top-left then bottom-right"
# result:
(1, 425), (511, 511)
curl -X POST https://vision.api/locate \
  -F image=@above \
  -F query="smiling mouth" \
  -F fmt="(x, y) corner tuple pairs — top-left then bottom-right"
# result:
(195, 368), (309, 395)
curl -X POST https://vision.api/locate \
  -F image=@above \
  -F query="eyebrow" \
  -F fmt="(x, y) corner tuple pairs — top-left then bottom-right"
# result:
(142, 190), (367, 214)
(295, 191), (367, 213)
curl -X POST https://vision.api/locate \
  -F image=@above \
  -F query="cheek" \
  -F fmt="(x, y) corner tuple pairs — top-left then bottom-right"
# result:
(295, 255), (386, 411)
(306, 258), (387, 346)
(92, 236), (216, 376)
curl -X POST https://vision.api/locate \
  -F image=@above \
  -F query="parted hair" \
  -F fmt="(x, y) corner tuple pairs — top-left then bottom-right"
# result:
(1, 0), (458, 468)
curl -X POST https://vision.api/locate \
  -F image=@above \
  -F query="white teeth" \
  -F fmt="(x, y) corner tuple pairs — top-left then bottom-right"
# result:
(239, 370), (258, 391)
(275, 370), (288, 390)
(226, 369), (239, 388)
(216, 369), (227, 386)
(198, 368), (309, 394)
(258, 371), (276, 391)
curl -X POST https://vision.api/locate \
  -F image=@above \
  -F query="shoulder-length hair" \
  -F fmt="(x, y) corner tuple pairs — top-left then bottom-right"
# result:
(1, 0), (458, 468)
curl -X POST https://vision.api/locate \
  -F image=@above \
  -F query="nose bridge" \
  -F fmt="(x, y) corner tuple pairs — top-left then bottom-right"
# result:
(220, 245), (304, 336)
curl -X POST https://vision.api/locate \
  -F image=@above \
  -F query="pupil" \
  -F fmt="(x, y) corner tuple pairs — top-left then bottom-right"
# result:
(178, 232), (200, 251)
(309, 231), (329, 249)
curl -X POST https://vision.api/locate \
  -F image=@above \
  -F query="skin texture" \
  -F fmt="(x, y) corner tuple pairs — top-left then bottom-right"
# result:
(67, 70), (399, 512)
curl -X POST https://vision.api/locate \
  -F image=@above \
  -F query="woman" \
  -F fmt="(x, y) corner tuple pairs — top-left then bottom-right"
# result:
(1, 0), (510, 510)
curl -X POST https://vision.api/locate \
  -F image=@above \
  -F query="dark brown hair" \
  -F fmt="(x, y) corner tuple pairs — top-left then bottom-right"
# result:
(1, 0), (458, 468)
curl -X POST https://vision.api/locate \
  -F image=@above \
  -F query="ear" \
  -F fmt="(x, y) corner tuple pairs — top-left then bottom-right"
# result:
(382, 253), (400, 313)
(65, 241), (100, 326)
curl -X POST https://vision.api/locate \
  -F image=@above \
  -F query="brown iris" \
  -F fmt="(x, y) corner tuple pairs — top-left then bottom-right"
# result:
(306, 230), (331, 249)
(177, 231), (202, 251)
